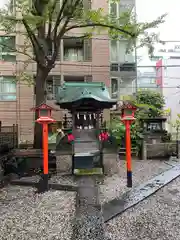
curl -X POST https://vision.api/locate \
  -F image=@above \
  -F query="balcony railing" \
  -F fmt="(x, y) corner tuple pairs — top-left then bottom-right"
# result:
(110, 62), (136, 72)
(120, 63), (136, 72)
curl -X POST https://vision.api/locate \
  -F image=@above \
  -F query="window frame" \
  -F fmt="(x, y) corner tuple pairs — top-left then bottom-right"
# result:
(0, 76), (16, 101)
(110, 39), (135, 63)
(63, 47), (83, 61)
(0, 36), (16, 62)
(111, 77), (119, 99)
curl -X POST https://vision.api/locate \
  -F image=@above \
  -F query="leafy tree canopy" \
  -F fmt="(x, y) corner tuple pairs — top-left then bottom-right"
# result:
(135, 89), (165, 117)
(110, 90), (165, 151)
(0, 0), (166, 72)
(121, 89), (165, 117)
(0, 0), (167, 147)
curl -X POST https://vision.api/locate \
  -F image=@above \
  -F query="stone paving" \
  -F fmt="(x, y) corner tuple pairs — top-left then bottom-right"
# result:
(72, 176), (106, 240)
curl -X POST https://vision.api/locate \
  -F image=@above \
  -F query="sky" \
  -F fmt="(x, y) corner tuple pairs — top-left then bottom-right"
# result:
(137, 0), (180, 41)
(136, 0), (180, 61)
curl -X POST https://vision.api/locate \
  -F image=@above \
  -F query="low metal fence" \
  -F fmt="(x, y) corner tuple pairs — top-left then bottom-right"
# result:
(0, 124), (18, 152)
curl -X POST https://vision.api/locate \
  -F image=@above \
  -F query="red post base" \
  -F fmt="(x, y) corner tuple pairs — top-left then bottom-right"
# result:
(127, 171), (132, 188)
(37, 174), (49, 193)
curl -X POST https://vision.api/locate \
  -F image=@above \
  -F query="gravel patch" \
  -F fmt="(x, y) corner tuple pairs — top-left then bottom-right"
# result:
(50, 175), (78, 186)
(0, 185), (75, 240)
(99, 160), (179, 204)
(18, 174), (78, 187)
(106, 176), (180, 240)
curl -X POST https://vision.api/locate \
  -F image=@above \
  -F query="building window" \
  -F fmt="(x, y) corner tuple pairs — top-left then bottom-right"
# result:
(63, 37), (84, 61)
(111, 78), (118, 99)
(110, 2), (118, 18)
(64, 48), (83, 61)
(64, 75), (85, 82)
(63, 36), (92, 62)
(0, 36), (16, 62)
(110, 40), (134, 63)
(110, 1), (134, 18)
(0, 76), (16, 101)
(111, 40), (118, 62)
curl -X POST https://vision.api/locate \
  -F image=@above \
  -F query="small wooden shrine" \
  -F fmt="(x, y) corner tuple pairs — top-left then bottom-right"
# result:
(55, 82), (117, 175)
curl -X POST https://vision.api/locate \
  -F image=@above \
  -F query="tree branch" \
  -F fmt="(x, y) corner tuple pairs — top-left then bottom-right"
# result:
(22, 19), (42, 61)
(65, 23), (136, 37)
(22, 18), (50, 68)
(47, 0), (58, 39)
(53, 0), (69, 39)
(51, 0), (85, 63)
(0, 42), (34, 60)
(51, 16), (71, 63)
(53, 0), (82, 39)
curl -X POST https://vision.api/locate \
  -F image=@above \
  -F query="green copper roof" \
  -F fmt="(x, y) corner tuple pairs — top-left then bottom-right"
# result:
(56, 82), (116, 109)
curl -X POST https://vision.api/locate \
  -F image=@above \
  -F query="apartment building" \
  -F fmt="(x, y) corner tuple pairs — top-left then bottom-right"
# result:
(136, 58), (162, 93)
(158, 58), (180, 134)
(0, 0), (135, 142)
(110, 0), (136, 99)
(137, 71), (158, 90)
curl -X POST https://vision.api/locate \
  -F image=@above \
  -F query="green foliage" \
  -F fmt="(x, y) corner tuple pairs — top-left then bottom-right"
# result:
(109, 90), (165, 153)
(0, 0), (166, 74)
(109, 116), (125, 145)
(122, 89), (165, 118)
(172, 114), (180, 130)
(136, 89), (165, 117)
(169, 114), (180, 140)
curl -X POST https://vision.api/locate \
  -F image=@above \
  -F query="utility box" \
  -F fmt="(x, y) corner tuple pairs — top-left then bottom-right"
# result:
(73, 150), (103, 175)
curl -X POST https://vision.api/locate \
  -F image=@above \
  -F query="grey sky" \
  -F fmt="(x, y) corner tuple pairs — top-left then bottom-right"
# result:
(137, 0), (180, 41)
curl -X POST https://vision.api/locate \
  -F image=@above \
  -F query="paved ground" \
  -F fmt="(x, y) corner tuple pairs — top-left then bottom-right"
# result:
(0, 159), (179, 239)
(106, 176), (180, 240)
(72, 177), (106, 240)
(99, 159), (178, 204)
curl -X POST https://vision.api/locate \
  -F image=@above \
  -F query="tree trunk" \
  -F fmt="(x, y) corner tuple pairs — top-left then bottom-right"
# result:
(33, 67), (49, 149)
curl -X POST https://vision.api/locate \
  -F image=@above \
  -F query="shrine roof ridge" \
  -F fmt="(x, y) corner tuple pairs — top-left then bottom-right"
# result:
(61, 82), (105, 88)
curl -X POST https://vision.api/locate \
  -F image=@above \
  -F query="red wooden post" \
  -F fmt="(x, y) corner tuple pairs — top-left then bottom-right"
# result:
(43, 123), (48, 175)
(125, 120), (132, 187)
(120, 102), (136, 188)
(31, 103), (56, 192)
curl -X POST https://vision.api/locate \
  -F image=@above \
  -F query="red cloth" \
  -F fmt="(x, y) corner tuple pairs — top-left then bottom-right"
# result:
(68, 134), (75, 142)
(99, 132), (109, 141)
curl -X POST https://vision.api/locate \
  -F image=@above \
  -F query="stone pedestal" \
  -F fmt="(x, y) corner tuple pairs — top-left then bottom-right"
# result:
(56, 155), (72, 174)
(56, 153), (119, 176)
(103, 153), (119, 176)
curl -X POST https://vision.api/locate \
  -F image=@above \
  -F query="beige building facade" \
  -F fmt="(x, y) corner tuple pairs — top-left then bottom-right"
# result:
(0, 0), (135, 142)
